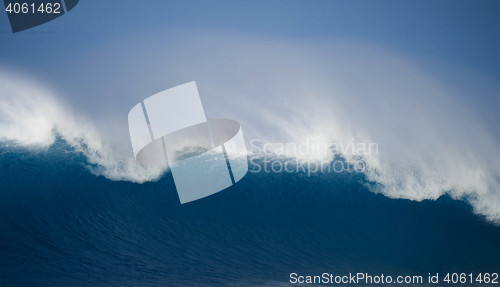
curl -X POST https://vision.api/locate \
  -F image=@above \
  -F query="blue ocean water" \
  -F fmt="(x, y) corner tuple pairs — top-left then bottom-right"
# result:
(0, 139), (499, 286)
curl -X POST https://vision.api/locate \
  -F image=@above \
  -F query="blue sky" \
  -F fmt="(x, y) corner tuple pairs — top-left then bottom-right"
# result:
(0, 0), (499, 75)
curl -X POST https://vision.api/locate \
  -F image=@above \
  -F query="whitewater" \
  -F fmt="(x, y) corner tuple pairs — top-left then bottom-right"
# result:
(1, 37), (499, 223)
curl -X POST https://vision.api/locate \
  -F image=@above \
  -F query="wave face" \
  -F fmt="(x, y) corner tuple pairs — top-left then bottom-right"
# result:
(0, 141), (499, 286)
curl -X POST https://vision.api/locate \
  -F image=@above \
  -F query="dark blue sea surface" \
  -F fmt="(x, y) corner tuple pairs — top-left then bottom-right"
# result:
(1, 140), (499, 286)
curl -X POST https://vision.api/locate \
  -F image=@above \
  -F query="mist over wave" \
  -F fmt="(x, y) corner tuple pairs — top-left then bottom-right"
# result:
(1, 34), (499, 222)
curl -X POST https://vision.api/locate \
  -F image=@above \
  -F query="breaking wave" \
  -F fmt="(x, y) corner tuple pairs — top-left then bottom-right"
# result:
(1, 52), (499, 224)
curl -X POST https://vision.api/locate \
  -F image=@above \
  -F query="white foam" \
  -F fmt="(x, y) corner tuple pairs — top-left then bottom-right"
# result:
(221, 42), (500, 223)
(0, 71), (164, 182)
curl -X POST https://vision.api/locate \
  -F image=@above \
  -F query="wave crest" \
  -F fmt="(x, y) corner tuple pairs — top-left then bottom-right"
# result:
(0, 71), (164, 182)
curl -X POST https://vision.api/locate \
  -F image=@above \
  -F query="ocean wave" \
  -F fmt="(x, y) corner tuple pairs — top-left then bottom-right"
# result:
(1, 37), (500, 225)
